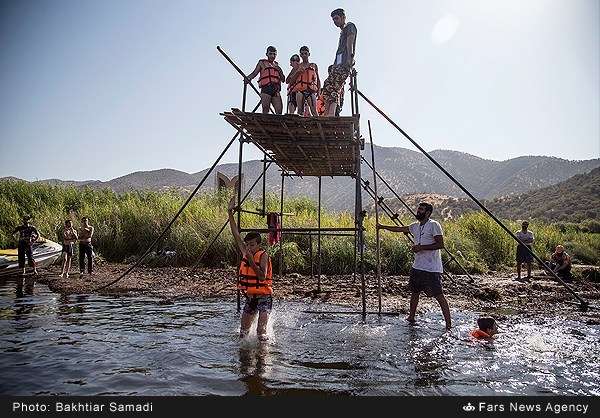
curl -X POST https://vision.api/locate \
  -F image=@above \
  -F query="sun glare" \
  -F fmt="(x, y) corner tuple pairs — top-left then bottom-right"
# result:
(431, 14), (460, 45)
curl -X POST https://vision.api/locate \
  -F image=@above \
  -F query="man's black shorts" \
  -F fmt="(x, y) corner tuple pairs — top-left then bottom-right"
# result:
(261, 83), (280, 97)
(409, 268), (443, 297)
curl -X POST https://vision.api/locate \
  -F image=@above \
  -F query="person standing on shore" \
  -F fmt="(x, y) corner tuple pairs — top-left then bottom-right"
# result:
(377, 202), (452, 330)
(12, 216), (39, 276)
(78, 217), (94, 276)
(59, 219), (78, 278)
(515, 221), (534, 281)
(228, 195), (273, 342)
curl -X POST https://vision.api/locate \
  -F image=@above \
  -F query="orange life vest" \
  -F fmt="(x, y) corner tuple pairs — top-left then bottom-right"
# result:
(291, 65), (318, 93)
(470, 329), (491, 339)
(238, 249), (273, 296)
(258, 62), (281, 88)
(316, 93), (326, 115)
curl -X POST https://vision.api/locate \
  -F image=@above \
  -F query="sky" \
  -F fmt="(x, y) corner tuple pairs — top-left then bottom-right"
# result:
(1, 0), (598, 181)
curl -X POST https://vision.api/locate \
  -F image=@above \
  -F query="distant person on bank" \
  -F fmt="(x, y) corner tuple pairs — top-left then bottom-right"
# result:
(59, 219), (78, 278)
(377, 202), (452, 330)
(78, 217), (94, 276)
(12, 216), (39, 276)
(548, 245), (572, 282)
(515, 221), (534, 281)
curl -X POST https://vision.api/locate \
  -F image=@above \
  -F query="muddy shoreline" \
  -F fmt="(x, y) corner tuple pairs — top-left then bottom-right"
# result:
(16, 262), (598, 325)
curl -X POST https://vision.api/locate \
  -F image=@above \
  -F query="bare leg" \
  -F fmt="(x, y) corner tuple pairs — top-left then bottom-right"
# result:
(294, 92), (304, 115)
(287, 100), (296, 115)
(434, 294), (452, 330)
(272, 95), (283, 114)
(240, 312), (256, 337)
(60, 255), (67, 276)
(260, 93), (271, 114)
(66, 255), (72, 277)
(307, 93), (318, 116)
(257, 312), (269, 340)
(407, 292), (419, 323)
(526, 262), (531, 279)
(326, 101), (337, 117)
(516, 263), (521, 279)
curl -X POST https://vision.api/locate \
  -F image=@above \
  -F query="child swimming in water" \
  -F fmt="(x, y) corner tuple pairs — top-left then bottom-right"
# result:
(470, 317), (498, 339)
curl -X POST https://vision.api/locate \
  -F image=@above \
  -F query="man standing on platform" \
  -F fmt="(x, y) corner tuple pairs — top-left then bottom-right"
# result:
(247, 46), (285, 115)
(322, 8), (357, 117)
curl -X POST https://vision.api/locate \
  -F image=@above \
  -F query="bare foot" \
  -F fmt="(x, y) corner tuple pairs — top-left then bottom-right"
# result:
(405, 317), (416, 325)
(258, 334), (269, 342)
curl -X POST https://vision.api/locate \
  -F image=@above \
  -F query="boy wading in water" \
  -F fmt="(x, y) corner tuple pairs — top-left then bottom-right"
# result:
(228, 195), (273, 341)
(378, 202), (452, 330)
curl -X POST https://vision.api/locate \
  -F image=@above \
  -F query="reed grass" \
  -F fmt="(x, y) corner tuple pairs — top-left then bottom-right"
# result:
(1, 180), (598, 274)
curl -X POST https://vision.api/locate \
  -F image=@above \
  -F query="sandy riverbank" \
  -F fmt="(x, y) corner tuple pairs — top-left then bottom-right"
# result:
(23, 262), (600, 325)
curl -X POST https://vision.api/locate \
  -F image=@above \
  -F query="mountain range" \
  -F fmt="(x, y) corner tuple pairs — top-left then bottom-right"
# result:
(3, 146), (598, 212)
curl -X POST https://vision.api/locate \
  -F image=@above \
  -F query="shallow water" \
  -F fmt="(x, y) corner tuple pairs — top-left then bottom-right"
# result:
(0, 278), (599, 396)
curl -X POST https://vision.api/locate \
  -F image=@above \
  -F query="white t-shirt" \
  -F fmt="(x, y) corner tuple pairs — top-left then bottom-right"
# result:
(408, 219), (444, 273)
(515, 230), (534, 245)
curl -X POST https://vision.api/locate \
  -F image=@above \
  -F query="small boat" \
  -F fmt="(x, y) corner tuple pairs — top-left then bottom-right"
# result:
(0, 238), (63, 277)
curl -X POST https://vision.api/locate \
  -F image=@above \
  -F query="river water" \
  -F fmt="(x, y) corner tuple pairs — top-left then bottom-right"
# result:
(0, 279), (598, 396)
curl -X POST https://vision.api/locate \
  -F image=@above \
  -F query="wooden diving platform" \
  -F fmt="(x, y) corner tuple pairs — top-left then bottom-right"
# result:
(221, 110), (362, 177)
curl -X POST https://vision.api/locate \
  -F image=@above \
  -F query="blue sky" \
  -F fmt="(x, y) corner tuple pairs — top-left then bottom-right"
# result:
(1, 0), (598, 181)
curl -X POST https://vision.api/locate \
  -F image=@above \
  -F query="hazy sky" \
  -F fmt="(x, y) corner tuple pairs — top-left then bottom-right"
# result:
(1, 0), (598, 181)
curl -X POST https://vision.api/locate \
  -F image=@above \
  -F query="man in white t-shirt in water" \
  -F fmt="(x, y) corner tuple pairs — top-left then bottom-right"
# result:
(378, 202), (452, 330)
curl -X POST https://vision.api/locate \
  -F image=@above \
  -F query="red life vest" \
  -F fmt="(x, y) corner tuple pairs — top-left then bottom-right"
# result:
(470, 329), (491, 339)
(238, 249), (273, 296)
(291, 65), (318, 93)
(258, 62), (281, 88)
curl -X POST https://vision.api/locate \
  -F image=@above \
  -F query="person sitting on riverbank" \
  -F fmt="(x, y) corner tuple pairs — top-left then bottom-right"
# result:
(228, 195), (273, 342)
(470, 317), (498, 339)
(78, 217), (94, 276)
(548, 245), (573, 282)
(12, 216), (39, 276)
(59, 219), (78, 278)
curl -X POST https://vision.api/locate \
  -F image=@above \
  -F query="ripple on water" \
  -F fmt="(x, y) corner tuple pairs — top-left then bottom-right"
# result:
(0, 281), (599, 395)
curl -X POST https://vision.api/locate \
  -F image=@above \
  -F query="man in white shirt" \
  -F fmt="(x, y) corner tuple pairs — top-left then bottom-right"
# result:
(515, 221), (534, 281)
(378, 202), (451, 330)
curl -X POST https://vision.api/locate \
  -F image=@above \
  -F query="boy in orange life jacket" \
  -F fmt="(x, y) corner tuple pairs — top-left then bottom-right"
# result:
(470, 317), (498, 339)
(228, 195), (273, 341)
(286, 54), (301, 114)
(286, 46), (321, 116)
(246, 46), (285, 115)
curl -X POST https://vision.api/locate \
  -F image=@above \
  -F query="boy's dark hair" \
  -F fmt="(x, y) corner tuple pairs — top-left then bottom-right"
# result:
(266, 46), (277, 54)
(477, 317), (496, 331)
(244, 232), (261, 244)
(331, 8), (345, 17)
(300, 46), (309, 53)
(290, 54), (300, 62)
(419, 202), (434, 215)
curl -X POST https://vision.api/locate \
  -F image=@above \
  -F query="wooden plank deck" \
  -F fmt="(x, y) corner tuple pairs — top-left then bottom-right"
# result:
(221, 110), (361, 177)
